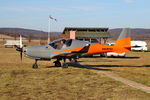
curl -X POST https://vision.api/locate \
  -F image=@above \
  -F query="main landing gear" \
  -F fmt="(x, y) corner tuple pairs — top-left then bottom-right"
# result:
(32, 58), (77, 69)
(32, 59), (38, 69)
(53, 59), (61, 67)
(53, 58), (69, 68)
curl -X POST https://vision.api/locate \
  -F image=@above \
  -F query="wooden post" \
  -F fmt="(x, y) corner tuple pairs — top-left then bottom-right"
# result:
(99, 38), (101, 44)
(103, 38), (107, 44)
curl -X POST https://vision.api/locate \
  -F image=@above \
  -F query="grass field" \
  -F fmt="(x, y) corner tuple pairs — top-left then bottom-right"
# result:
(0, 45), (150, 100)
(80, 51), (150, 86)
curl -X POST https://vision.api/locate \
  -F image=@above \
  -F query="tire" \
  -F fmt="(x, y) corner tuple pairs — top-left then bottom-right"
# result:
(104, 53), (107, 57)
(70, 58), (77, 63)
(32, 63), (38, 69)
(54, 61), (61, 67)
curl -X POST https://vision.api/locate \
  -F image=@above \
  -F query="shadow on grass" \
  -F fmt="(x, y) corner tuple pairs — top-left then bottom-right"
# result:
(81, 56), (140, 59)
(117, 57), (140, 59)
(86, 64), (150, 67)
(46, 63), (150, 71)
(46, 63), (111, 71)
(69, 63), (150, 70)
(132, 51), (150, 52)
(70, 63), (112, 71)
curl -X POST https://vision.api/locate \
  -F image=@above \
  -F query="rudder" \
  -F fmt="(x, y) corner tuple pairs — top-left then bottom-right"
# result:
(114, 28), (131, 53)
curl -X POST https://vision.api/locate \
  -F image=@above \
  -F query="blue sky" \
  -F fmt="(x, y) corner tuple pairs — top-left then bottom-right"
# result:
(0, 0), (150, 32)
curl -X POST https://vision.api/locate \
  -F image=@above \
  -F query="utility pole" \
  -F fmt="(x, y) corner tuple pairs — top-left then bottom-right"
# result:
(48, 15), (57, 44)
(48, 17), (50, 43)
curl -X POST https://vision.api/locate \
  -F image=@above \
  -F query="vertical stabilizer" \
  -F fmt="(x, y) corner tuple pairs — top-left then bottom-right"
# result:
(114, 28), (131, 53)
(118, 28), (131, 39)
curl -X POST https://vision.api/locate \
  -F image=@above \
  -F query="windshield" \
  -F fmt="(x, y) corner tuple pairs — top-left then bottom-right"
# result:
(65, 39), (72, 47)
(49, 39), (72, 49)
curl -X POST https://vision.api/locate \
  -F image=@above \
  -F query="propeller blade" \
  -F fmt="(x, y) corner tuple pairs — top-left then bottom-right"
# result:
(18, 35), (23, 60)
(16, 48), (22, 52)
(14, 45), (19, 48)
(20, 35), (23, 48)
(16, 46), (23, 61)
(15, 35), (24, 61)
(20, 50), (23, 61)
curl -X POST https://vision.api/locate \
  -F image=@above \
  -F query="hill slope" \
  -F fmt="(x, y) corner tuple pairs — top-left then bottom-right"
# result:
(0, 28), (150, 40)
(0, 28), (61, 39)
(109, 28), (150, 40)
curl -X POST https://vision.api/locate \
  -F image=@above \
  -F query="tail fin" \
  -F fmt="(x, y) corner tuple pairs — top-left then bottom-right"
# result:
(114, 28), (131, 53)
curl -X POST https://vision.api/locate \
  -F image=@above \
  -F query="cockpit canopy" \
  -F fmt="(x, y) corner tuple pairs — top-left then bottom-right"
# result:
(49, 38), (72, 49)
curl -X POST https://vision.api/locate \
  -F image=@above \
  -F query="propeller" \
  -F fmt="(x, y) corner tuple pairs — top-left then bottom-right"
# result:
(16, 35), (23, 60)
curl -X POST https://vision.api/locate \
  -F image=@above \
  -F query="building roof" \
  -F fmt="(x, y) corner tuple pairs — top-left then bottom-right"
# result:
(76, 32), (111, 38)
(62, 27), (111, 38)
(62, 27), (109, 34)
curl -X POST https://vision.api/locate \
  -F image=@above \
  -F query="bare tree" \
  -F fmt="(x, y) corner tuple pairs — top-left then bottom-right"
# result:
(28, 34), (32, 43)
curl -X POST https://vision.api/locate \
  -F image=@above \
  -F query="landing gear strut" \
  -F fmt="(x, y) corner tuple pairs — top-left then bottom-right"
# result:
(61, 58), (68, 68)
(32, 59), (38, 69)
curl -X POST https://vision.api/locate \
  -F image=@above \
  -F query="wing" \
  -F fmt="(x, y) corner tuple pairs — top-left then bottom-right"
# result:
(52, 44), (90, 58)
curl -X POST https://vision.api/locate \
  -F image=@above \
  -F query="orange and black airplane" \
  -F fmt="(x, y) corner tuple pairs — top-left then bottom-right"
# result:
(16, 28), (131, 68)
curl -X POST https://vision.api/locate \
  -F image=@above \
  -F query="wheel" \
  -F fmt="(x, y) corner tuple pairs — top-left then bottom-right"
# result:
(142, 49), (145, 52)
(32, 63), (38, 69)
(62, 63), (68, 68)
(100, 53), (107, 57)
(54, 61), (61, 67)
(70, 58), (77, 63)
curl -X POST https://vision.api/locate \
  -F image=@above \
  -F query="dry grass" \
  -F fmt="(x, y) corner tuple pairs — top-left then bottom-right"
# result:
(0, 34), (15, 39)
(0, 46), (150, 100)
(80, 51), (150, 87)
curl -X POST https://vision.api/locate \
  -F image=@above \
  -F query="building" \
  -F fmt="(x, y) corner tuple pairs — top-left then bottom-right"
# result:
(61, 27), (111, 44)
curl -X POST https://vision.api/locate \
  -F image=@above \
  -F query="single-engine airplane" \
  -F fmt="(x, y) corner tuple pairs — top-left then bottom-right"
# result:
(16, 28), (131, 68)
